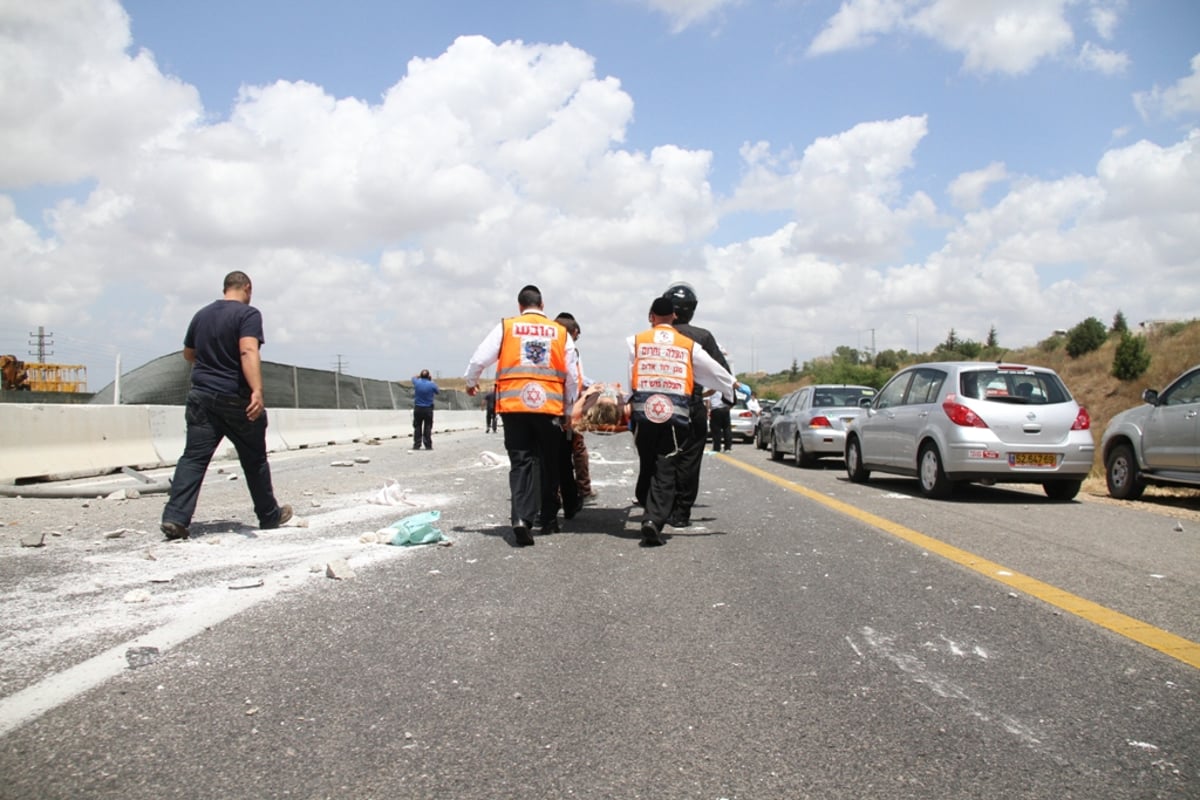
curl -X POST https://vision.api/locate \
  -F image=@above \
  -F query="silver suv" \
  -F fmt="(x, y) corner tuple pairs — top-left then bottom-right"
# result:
(844, 362), (1095, 500)
(1102, 365), (1200, 499)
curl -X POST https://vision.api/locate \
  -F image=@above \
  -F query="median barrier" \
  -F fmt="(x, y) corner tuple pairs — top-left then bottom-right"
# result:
(0, 405), (161, 484)
(356, 409), (407, 441)
(273, 409), (363, 449)
(1, 405), (487, 485)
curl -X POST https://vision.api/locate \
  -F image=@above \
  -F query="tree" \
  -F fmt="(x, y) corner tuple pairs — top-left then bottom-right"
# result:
(986, 326), (999, 348)
(1112, 332), (1151, 380)
(1065, 317), (1108, 358)
(874, 349), (900, 371)
(789, 358), (799, 380)
(832, 345), (862, 364)
(1111, 310), (1129, 336)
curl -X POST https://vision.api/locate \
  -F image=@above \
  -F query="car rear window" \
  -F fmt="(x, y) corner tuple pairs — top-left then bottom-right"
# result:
(812, 387), (877, 407)
(959, 369), (1070, 404)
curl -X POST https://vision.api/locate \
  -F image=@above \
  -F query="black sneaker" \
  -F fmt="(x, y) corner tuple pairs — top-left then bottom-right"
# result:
(540, 518), (561, 535)
(261, 504), (293, 530)
(640, 521), (664, 547)
(667, 516), (690, 528)
(160, 521), (189, 541)
(513, 523), (535, 547)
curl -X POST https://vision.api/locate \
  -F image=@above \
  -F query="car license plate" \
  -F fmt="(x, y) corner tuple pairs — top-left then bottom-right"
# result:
(1008, 452), (1057, 468)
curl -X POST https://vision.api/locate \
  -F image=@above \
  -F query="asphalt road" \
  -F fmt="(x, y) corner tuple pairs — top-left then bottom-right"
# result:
(0, 427), (1196, 799)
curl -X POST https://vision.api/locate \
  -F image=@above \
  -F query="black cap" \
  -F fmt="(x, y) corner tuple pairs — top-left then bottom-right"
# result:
(650, 297), (676, 316)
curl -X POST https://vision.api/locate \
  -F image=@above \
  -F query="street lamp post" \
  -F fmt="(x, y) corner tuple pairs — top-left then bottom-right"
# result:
(907, 313), (920, 354)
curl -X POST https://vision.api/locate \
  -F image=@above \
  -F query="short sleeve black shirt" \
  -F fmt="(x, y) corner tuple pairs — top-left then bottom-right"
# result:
(184, 300), (265, 396)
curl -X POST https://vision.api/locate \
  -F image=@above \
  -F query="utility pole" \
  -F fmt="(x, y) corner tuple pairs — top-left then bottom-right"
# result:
(333, 355), (347, 410)
(28, 326), (54, 362)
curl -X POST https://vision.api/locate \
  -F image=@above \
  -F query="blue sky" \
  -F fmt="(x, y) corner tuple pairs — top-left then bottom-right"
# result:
(2, 0), (1198, 390)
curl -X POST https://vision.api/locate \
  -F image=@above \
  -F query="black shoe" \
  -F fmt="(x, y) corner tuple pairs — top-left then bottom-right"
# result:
(667, 516), (690, 528)
(261, 504), (293, 530)
(564, 496), (584, 520)
(160, 520), (189, 540)
(513, 523), (535, 547)
(640, 521), (664, 547)
(540, 518), (561, 535)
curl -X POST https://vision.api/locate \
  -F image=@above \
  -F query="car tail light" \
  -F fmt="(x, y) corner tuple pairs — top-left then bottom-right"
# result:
(808, 415), (832, 428)
(737, 411), (753, 418)
(942, 394), (989, 428)
(1072, 407), (1091, 430)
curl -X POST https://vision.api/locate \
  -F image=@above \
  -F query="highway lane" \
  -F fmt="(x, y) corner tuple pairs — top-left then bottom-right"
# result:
(0, 430), (1195, 799)
(721, 444), (1200, 648)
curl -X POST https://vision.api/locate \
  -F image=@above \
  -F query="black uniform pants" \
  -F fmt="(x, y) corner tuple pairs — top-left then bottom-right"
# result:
(634, 420), (688, 529)
(669, 400), (708, 521)
(502, 412), (561, 527)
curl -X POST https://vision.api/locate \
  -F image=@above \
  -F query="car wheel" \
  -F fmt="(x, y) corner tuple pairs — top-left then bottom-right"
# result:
(1043, 480), (1082, 501)
(1105, 442), (1145, 500)
(770, 433), (784, 462)
(756, 427), (767, 450)
(795, 436), (815, 468)
(918, 443), (953, 499)
(845, 436), (869, 483)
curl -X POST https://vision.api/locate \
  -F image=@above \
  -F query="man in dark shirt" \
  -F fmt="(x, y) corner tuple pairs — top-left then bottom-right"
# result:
(662, 282), (734, 528)
(160, 271), (291, 540)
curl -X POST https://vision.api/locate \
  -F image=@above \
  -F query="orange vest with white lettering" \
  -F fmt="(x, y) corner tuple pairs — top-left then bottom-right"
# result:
(496, 313), (569, 416)
(630, 325), (695, 428)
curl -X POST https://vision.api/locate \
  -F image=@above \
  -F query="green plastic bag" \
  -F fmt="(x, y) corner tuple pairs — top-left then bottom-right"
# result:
(384, 510), (444, 546)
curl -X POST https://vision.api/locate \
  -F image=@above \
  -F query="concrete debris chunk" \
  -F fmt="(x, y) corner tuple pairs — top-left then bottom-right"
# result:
(330, 460), (355, 467)
(103, 528), (133, 539)
(123, 589), (152, 603)
(229, 577), (265, 590)
(1173, 521), (1184, 532)
(20, 532), (46, 548)
(125, 646), (160, 669)
(105, 488), (141, 501)
(325, 559), (355, 580)
(354, 456), (371, 464)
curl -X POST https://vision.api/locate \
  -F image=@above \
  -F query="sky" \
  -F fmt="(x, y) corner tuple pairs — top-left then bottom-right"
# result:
(2, 0), (1198, 393)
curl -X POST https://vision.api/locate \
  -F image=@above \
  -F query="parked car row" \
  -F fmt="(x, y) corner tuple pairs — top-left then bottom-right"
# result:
(751, 362), (1200, 503)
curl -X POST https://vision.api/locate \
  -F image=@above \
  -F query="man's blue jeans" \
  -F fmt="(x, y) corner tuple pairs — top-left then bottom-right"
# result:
(162, 389), (283, 528)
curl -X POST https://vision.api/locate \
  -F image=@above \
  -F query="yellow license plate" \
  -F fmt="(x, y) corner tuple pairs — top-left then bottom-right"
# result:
(1008, 452), (1057, 468)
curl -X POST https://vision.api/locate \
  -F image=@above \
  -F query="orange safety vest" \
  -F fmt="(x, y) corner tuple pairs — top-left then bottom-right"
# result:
(496, 313), (569, 415)
(630, 325), (695, 428)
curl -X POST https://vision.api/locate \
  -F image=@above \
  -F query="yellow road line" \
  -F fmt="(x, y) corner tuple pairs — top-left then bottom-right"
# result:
(724, 456), (1200, 670)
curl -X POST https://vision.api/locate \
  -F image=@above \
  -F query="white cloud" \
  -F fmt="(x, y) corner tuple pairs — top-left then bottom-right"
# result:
(947, 162), (1008, 210)
(1087, 1), (1123, 40)
(810, 0), (1080, 76)
(1135, 53), (1200, 121)
(807, 0), (908, 56)
(727, 116), (936, 262)
(1077, 41), (1129, 75)
(634, 0), (743, 33)
(0, 0), (200, 189)
(1, 0), (1197, 387)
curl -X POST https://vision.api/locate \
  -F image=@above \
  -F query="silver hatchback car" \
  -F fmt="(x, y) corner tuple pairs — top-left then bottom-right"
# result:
(769, 384), (876, 466)
(844, 362), (1095, 500)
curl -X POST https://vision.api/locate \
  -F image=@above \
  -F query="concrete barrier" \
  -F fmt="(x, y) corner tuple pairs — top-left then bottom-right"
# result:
(272, 409), (365, 450)
(356, 409), (408, 441)
(0, 405), (161, 483)
(0, 405), (487, 484)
